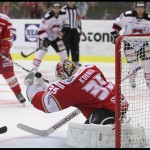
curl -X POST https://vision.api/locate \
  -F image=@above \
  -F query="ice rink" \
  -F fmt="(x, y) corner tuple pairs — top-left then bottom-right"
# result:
(0, 60), (115, 148)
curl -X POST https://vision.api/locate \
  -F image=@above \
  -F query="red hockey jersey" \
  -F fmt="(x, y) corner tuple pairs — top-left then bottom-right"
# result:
(32, 64), (128, 118)
(0, 13), (13, 53)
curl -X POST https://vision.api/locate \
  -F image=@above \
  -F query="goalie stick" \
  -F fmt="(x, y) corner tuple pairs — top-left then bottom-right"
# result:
(21, 48), (40, 58)
(17, 108), (81, 136)
(0, 53), (49, 84)
(0, 126), (7, 134)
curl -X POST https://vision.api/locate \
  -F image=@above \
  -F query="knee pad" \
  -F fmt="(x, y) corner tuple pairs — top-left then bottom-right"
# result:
(85, 108), (115, 125)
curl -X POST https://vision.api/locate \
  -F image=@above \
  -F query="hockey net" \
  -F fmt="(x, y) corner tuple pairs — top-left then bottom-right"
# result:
(115, 34), (150, 148)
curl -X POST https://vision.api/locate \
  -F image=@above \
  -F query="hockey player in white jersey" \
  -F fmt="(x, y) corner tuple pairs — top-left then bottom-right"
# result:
(110, 1), (150, 88)
(31, 2), (70, 72)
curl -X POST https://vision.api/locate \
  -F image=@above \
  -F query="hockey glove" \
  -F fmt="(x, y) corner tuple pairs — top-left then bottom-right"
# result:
(110, 31), (120, 44)
(43, 38), (51, 48)
(24, 72), (35, 87)
(0, 46), (10, 57)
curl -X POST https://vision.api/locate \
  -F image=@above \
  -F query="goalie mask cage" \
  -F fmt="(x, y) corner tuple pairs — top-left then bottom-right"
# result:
(115, 34), (150, 148)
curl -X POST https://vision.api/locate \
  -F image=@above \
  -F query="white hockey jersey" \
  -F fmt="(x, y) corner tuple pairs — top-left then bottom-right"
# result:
(37, 10), (70, 41)
(112, 10), (150, 50)
(112, 10), (150, 35)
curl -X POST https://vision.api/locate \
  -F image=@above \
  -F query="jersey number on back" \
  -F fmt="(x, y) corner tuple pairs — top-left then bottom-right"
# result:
(83, 73), (114, 101)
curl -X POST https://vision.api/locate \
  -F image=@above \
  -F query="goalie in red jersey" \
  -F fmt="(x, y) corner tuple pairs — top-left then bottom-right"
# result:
(24, 60), (128, 124)
(0, 13), (26, 103)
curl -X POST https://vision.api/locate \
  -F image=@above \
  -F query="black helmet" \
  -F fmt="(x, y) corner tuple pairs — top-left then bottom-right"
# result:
(135, 1), (146, 8)
(51, 2), (61, 8)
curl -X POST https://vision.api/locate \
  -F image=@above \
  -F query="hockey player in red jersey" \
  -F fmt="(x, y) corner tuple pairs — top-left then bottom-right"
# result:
(110, 1), (150, 88)
(24, 60), (128, 124)
(0, 13), (26, 103)
(31, 2), (70, 73)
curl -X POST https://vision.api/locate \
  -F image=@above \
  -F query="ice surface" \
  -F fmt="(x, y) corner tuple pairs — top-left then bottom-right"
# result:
(0, 60), (115, 148)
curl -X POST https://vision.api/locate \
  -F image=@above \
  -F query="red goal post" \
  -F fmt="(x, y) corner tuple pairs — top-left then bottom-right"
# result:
(115, 34), (150, 148)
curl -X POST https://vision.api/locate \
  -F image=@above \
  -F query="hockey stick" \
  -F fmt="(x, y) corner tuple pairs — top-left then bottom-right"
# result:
(0, 126), (7, 134)
(17, 108), (81, 136)
(0, 53), (49, 84)
(21, 48), (40, 58)
(16, 64), (143, 136)
(121, 65), (143, 82)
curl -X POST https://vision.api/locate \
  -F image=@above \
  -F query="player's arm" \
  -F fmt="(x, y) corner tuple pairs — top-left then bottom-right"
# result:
(37, 12), (52, 48)
(110, 12), (126, 44)
(0, 16), (13, 56)
(59, 10), (70, 38)
(24, 72), (61, 113)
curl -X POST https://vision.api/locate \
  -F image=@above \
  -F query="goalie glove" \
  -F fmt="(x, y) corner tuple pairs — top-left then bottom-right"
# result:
(110, 30), (120, 44)
(34, 72), (48, 90)
(24, 72), (35, 87)
(24, 72), (47, 90)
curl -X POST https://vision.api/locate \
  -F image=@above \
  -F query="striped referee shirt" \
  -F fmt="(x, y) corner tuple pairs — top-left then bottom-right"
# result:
(61, 4), (82, 30)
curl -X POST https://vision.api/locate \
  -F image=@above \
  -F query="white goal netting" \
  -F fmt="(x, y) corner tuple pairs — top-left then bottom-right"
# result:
(115, 35), (150, 148)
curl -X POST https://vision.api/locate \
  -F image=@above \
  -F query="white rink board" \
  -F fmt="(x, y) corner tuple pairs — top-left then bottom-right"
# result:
(11, 19), (116, 56)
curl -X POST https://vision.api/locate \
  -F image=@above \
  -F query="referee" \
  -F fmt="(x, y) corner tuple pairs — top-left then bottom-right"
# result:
(62, 2), (83, 66)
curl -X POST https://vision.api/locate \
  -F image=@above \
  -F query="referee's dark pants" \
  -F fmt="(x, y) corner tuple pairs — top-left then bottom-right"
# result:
(63, 29), (80, 62)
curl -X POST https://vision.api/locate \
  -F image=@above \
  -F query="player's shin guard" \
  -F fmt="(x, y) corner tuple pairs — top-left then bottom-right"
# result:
(128, 61), (139, 88)
(4, 75), (26, 103)
(32, 49), (47, 72)
(5, 75), (21, 94)
(58, 50), (69, 61)
(142, 60), (150, 88)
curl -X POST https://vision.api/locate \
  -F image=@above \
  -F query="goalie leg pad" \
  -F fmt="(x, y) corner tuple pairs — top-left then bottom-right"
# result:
(67, 122), (115, 148)
(67, 122), (147, 148)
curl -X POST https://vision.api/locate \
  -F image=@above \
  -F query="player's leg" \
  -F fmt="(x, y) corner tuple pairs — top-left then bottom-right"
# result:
(0, 54), (26, 103)
(124, 43), (139, 88)
(51, 38), (68, 61)
(70, 30), (81, 66)
(84, 108), (115, 124)
(31, 38), (48, 73)
(140, 44), (150, 88)
(62, 31), (71, 58)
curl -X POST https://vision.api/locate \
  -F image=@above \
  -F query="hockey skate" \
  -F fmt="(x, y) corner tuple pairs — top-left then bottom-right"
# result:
(15, 93), (26, 104)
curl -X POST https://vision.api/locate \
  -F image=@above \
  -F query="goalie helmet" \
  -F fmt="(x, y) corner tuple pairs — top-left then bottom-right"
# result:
(55, 59), (78, 80)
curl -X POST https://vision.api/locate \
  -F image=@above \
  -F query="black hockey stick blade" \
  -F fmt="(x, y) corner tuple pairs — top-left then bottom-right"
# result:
(0, 126), (7, 134)
(21, 50), (36, 58)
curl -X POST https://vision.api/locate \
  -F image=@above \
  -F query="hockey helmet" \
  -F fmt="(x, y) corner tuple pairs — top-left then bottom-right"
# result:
(135, 1), (146, 8)
(55, 59), (78, 80)
(51, 2), (61, 8)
